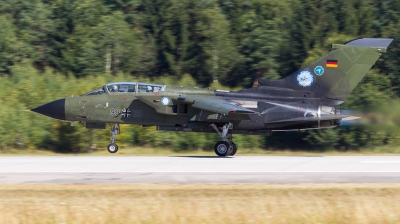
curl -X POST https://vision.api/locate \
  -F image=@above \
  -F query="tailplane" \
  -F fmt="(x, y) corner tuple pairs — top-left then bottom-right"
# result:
(259, 38), (393, 101)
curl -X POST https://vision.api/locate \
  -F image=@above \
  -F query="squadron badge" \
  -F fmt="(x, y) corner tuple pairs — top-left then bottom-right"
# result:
(314, 66), (324, 76)
(297, 70), (314, 87)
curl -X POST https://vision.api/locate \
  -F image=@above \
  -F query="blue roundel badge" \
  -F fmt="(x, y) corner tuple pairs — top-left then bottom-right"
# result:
(161, 97), (170, 105)
(297, 70), (314, 87)
(314, 66), (324, 76)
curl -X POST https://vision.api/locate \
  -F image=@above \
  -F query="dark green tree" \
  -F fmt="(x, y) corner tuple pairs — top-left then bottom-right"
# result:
(219, 0), (281, 87)
(0, 15), (26, 74)
(185, 1), (238, 85)
(0, 0), (55, 70)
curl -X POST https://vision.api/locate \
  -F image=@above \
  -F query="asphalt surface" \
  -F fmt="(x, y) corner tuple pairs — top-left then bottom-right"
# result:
(1, 156), (400, 183)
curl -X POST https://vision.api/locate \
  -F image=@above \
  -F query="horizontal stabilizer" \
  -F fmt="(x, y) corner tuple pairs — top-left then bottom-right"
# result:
(266, 115), (351, 124)
(341, 116), (361, 121)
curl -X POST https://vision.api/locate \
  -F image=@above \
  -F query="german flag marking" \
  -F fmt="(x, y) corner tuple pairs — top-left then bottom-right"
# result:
(326, 60), (338, 68)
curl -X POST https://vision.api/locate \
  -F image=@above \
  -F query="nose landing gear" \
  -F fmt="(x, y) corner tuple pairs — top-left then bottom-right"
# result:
(211, 123), (237, 156)
(107, 123), (120, 153)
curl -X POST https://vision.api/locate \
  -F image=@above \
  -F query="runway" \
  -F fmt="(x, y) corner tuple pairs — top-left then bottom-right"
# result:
(1, 156), (400, 183)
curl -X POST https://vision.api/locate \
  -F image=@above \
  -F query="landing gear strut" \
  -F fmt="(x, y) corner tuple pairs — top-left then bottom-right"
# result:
(211, 123), (237, 156)
(107, 123), (120, 153)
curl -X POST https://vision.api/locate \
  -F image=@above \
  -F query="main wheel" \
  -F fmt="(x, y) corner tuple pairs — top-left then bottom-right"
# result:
(107, 143), (118, 153)
(214, 141), (232, 156)
(229, 143), (237, 156)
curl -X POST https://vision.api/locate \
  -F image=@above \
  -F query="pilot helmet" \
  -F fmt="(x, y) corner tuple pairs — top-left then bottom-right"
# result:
(112, 85), (118, 92)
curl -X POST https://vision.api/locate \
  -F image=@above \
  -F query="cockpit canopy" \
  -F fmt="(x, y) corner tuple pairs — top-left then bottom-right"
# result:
(82, 82), (166, 96)
(106, 83), (137, 93)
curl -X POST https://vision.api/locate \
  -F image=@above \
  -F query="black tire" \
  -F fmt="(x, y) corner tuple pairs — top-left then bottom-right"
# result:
(229, 143), (237, 156)
(214, 141), (232, 156)
(107, 143), (118, 153)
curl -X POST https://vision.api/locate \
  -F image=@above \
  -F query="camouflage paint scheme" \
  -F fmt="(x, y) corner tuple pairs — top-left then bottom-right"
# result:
(32, 38), (393, 155)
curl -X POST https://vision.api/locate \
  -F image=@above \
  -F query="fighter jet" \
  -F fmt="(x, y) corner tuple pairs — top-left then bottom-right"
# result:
(32, 38), (393, 156)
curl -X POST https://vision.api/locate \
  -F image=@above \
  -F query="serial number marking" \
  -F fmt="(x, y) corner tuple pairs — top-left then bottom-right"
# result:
(110, 108), (142, 118)
(131, 110), (143, 118)
(110, 108), (120, 117)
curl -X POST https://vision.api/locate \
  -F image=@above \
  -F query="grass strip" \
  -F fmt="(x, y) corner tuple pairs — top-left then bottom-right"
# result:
(0, 184), (399, 223)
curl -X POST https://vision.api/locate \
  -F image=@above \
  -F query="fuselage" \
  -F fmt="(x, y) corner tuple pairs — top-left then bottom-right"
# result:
(32, 81), (341, 133)
(30, 38), (393, 155)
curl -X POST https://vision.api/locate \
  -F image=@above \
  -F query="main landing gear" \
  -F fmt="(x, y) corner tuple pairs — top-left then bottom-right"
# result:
(211, 123), (237, 157)
(107, 123), (120, 153)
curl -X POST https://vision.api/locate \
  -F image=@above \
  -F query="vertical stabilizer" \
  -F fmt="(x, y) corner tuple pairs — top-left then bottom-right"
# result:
(259, 38), (393, 101)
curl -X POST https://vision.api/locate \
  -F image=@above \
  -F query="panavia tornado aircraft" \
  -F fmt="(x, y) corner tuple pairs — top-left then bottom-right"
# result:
(32, 38), (393, 156)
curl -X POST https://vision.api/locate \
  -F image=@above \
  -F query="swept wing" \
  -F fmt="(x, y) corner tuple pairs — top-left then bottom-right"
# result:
(137, 94), (257, 115)
(189, 98), (257, 114)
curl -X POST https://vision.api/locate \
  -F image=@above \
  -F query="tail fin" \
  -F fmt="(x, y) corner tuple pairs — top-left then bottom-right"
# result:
(259, 38), (393, 101)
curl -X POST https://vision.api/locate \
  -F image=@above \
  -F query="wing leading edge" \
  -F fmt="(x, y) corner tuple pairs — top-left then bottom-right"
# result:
(191, 99), (257, 115)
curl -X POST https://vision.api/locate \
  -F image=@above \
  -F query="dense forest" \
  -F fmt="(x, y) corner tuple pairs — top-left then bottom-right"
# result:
(1, 0), (400, 152)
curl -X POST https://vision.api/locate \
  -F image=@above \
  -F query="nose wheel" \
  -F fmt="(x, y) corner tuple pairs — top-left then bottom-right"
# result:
(211, 123), (237, 156)
(108, 124), (120, 153)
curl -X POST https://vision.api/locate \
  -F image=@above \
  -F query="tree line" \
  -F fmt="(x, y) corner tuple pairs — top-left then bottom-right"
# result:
(1, 0), (400, 152)
(2, 0), (398, 86)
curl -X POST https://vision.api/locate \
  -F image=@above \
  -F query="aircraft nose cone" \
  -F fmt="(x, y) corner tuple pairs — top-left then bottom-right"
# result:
(31, 98), (66, 120)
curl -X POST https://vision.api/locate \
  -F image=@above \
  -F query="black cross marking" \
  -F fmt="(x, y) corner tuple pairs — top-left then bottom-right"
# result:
(122, 108), (131, 118)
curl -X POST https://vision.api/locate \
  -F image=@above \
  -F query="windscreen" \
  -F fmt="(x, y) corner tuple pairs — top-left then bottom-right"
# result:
(82, 86), (106, 96)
